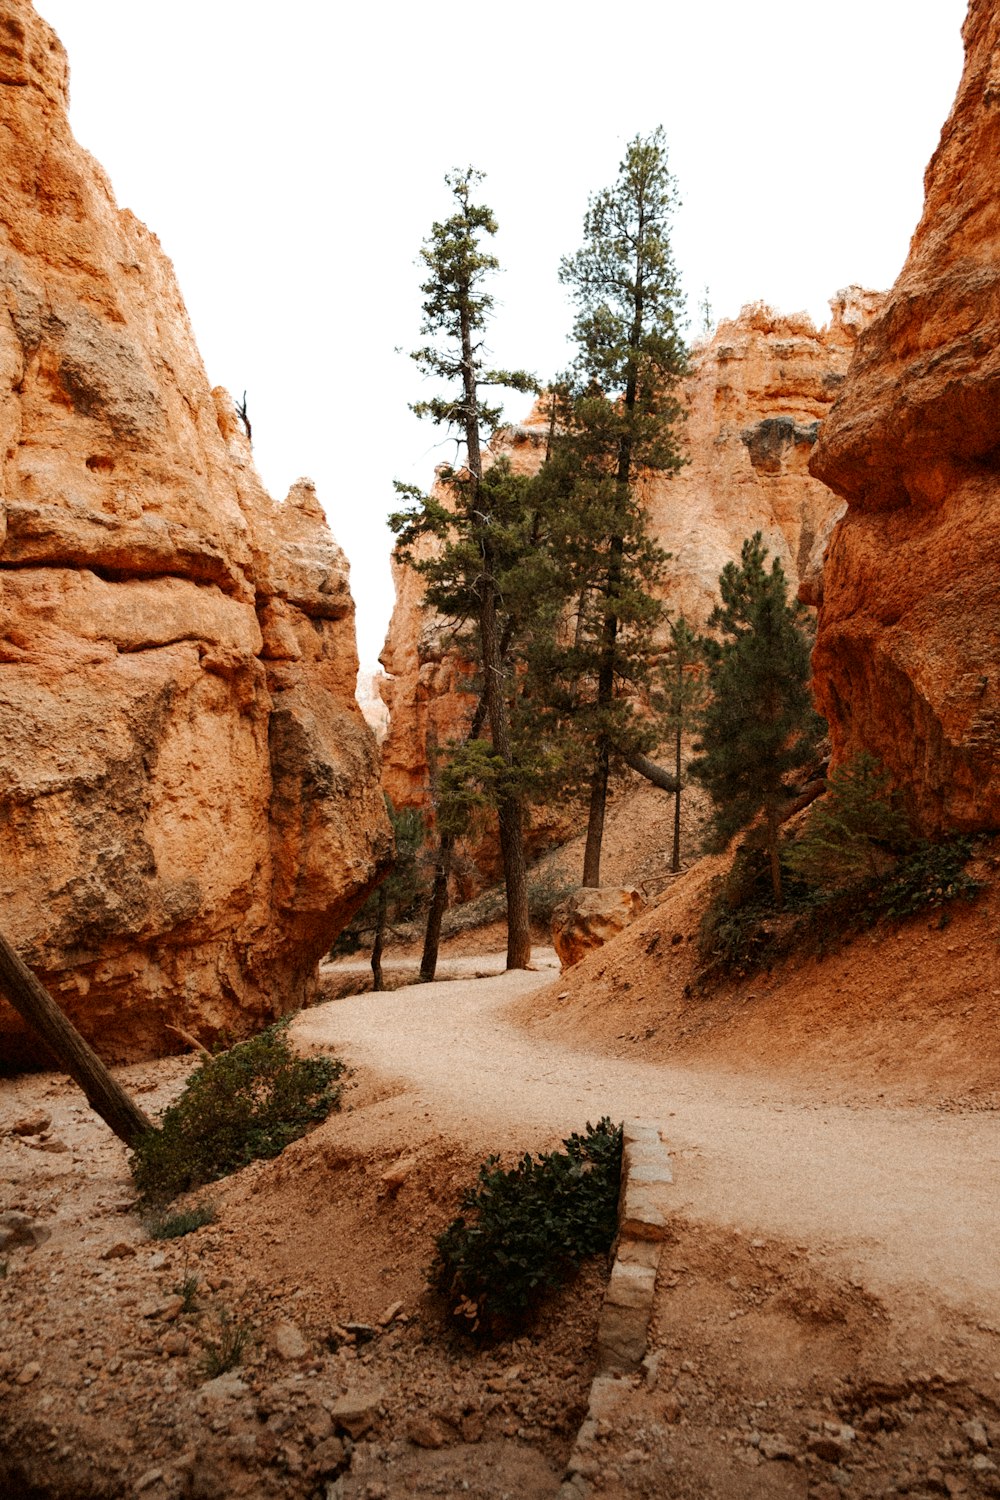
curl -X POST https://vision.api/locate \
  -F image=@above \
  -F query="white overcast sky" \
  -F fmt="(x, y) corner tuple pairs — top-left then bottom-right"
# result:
(33, 1), (967, 670)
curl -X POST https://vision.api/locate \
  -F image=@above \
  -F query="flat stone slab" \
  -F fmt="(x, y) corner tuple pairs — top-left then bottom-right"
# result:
(619, 1180), (670, 1240)
(607, 1260), (657, 1310)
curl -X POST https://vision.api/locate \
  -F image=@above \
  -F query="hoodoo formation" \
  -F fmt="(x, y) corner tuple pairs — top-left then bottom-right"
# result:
(379, 293), (882, 846)
(810, 0), (1000, 833)
(0, 2), (390, 1065)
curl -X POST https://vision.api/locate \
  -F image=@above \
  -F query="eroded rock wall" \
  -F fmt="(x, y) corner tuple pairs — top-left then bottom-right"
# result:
(0, 1), (390, 1065)
(378, 296), (880, 868)
(809, 0), (1000, 833)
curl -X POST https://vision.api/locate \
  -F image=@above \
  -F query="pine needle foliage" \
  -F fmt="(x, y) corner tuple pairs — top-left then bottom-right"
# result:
(131, 1020), (344, 1204)
(389, 167), (538, 970)
(431, 1119), (623, 1340)
(544, 127), (687, 884)
(691, 533), (825, 903)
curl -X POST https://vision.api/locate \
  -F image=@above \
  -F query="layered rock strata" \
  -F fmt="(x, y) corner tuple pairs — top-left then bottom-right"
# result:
(0, 1), (390, 1065)
(379, 295), (881, 870)
(810, 0), (1000, 832)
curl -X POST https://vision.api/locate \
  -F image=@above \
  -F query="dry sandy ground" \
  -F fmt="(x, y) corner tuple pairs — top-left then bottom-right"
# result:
(2, 851), (1000, 1499)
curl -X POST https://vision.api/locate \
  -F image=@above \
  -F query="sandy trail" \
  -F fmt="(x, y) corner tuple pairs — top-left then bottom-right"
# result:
(299, 951), (1000, 1320)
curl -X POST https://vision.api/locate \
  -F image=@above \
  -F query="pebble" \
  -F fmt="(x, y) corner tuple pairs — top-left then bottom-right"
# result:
(141, 1295), (184, 1321)
(963, 1419), (989, 1453)
(0, 1211), (51, 1252)
(101, 1241), (136, 1261)
(16, 1361), (41, 1385)
(759, 1432), (798, 1461)
(272, 1319), (309, 1361)
(406, 1414), (447, 1448)
(10, 1111), (51, 1136)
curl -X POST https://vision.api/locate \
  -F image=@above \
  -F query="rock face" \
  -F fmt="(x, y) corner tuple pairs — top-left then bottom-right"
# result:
(551, 887), (646, 970)
(809, 0), (1000, 833)
(378, 296), (881, 875)
(0, 1), (390, 1066)
(649, 290), (883, 618)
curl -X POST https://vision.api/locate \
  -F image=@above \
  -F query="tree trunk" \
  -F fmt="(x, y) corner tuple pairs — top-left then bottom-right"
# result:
(480, 571), (531, 968)
(371, 886), (388, 992)
(582, 737), (609, 887)
(766, 802), (783, 906)
(0, 928), (154, 1148)
(671, 719), (682, 873)
(419, 831), (453, 983)
(617, 744), (678, 794)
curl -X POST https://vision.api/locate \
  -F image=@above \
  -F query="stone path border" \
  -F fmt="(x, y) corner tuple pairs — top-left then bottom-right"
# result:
(557, 1118), (673, 1499)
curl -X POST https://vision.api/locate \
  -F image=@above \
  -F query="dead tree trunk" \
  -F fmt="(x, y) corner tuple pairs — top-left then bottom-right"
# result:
(0, 928), (154, 1148)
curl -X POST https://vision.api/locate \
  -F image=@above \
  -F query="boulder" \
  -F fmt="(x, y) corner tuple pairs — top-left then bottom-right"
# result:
(551, 887), (646, 968)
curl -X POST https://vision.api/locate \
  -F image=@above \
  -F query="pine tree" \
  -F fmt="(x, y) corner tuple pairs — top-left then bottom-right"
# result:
(690, 534), (825, 904)
(555, 127), (687, 885)
(389, 169), (537, 969)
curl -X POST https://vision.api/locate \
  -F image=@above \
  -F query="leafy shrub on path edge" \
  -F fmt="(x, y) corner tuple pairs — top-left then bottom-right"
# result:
(131, 1018), (345, 1205)
(430, 1118), (623, 1340)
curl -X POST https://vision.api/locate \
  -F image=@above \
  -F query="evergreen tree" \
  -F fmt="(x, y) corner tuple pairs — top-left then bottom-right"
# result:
(690, 534), (825, 904)
(389, 169), (537, 969)
(555, 127), (687, 885)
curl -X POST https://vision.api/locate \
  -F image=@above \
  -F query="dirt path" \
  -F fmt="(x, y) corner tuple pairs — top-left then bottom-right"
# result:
(299, 951), (1000, 1320)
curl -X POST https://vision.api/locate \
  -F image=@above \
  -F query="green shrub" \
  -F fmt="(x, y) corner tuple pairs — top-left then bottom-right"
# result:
(876, 837), (981, 921)
(696, 843), (811, 980)
(145, 1202), (217, 1240)
(431, 1119), (623, 1339)
(696, 828), (983, 986)
(785, 753), (912, 887)
(131, 1019), (345, 1204)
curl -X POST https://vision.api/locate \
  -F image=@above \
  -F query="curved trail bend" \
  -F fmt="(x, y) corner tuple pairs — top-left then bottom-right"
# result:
(297, 953), (1000, 1320)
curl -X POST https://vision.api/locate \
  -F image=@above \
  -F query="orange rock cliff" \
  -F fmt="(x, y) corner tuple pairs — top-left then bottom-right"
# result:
(0, 1), (391, 1065)
(378, 294), (882, 850)
(810, 0), (1000, 834)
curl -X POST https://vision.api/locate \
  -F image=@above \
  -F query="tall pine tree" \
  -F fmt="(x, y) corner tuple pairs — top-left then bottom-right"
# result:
(690, 534), (825, 904)
(389, 169), (537, 970)
(556, 127), (687, 885)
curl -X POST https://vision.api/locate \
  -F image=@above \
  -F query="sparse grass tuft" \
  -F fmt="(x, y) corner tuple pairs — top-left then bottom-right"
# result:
(174, 1274), (200, 1315)
(198, 1308), (253, 1379)
(145, 1202), (217, 1240)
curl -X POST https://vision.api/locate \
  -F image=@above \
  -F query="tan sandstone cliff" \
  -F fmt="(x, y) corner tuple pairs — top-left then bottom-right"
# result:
(379, 294), (881, 863)
(0, 1), (391, 1066)
(810, 0), (1000, 833)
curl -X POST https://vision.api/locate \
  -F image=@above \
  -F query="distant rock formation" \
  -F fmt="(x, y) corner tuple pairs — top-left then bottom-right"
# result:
(810, 0), (1000, 833)
(0, 1), (391, 1065)
(378, 294), (881, 875)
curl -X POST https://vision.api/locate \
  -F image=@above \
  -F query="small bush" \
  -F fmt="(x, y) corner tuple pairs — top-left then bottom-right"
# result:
(785, 753), (912, 887)
(145, 1202), (217, 1240)
(696, 828), (983, 985)
(131, 1019), (345, 1204)
(431, 1119), (623, 1339)
(876, 837), (981, 921)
